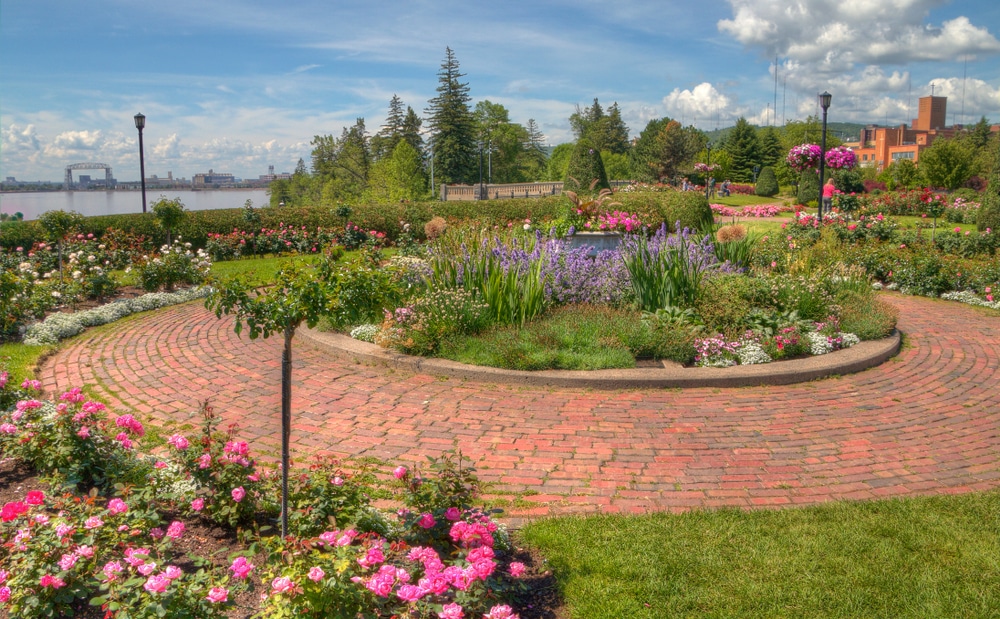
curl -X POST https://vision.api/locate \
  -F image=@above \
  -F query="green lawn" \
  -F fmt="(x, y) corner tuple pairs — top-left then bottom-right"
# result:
(208, 253), (321, 285)
(520, 491), (1000, 618)
(711, 194), (790, 207)
(0, 342), (52, 382)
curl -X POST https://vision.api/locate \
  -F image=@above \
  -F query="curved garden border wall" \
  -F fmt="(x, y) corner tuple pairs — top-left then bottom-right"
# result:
(300, 329), (902, 390)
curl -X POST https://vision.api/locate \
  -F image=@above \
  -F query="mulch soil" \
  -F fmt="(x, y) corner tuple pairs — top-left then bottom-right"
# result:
(0, 458), (564, 619)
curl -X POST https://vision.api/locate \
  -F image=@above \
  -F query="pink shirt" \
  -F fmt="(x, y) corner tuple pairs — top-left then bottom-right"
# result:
(822, 183), (836, 198)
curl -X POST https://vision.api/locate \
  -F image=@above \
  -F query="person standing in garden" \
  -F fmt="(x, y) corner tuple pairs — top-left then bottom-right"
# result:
(822, 178), (836, 214)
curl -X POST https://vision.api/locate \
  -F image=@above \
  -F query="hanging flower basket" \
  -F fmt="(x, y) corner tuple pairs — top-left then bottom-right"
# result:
(786, 144), (822, 172)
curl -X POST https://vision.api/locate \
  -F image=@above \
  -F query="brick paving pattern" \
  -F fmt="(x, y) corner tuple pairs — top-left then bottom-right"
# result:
(38, 294), (1000, 518)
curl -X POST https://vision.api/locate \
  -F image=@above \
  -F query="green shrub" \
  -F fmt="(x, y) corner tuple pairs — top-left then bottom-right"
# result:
(833, 169), (865, 194)
(978, 166), (1000, 232)
(754, 166), (779, 197)
(564, 138), (610, 194)
(615, 191), (712, 232)
(837, 291), (899, 340)
(797, 169), (820, 205)
(0, 220), (42, 251)
(696, 274), (772, 335)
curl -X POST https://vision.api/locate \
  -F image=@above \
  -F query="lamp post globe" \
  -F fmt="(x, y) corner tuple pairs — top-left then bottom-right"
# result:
(817, 92), (832, 219)
(134, 113), (148, 214)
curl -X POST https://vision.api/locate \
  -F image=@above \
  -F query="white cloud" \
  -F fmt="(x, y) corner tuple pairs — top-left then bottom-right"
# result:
(662, 83), (733, 124)
(2, 124), (41, 153)
(719, 0), (1000, 66)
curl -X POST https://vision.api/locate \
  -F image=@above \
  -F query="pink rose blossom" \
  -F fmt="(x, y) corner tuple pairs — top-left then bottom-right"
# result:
(143, 574), (171, 594)
(77, 426), (91, 439)
(331, 476), (344, 486)
(191, 498), (205, 512)
(393, 465), (408, 479)
(0, 586), (9, 603)
(25, 490), (44, 505)
(229, 556), (255, 579)
(84, 516), (104, 529)
(484, 604), (518, 619)
(76, 545), (94, 558)
(444, 507), (462, 521)
(308, 566), (325, 582)
(138, 562), (158, 576)
(167, 434), (190, 450)
(508, 561), (526, 578)
(102, 561), (124, 582)
(206, 587), (229, 603)
(418, 513), (436, 529)
(58, 553), (79, 570)
(164, 565), (183, 580)
(231, 486), (246, 503)
(149, 528), (165, 539)
(198, 454), (212, 469)
(270, 576), (296, 595)
(40, 574), (67, 589)
(439, 603), (464, 619)
(107, 498), (128, 515)
(396, 583), (425, 602)
(165, 521), (185, 540)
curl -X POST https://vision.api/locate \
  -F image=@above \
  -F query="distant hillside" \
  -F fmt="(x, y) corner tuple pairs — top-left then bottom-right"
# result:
(705, 122), (867, 145)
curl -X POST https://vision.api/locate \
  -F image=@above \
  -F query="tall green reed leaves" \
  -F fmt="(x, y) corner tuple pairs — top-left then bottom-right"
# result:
(621, 224), (717, 312)
(426, 226), (550, 327)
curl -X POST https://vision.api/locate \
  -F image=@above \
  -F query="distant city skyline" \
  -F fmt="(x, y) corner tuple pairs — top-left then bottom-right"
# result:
(3, 0), (999, 182)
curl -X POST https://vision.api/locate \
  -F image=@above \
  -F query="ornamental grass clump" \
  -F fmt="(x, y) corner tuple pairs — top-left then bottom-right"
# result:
(426, 228), (551, 328)
(621, 223), (718, 312)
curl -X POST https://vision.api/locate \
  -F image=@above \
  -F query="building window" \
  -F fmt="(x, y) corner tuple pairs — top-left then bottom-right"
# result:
(891, 152), (915, 161)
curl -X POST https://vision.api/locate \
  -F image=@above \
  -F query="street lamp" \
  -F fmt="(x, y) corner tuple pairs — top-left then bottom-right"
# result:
(134, 113), (147, 213)
(817, 92), (832, 219)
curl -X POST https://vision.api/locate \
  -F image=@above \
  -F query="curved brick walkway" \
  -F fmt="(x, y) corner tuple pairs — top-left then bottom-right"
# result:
(38, 294), (1000, 519)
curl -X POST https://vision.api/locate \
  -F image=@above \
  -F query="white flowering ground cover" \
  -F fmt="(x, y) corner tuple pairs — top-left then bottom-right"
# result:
(21, 287), (211, 346)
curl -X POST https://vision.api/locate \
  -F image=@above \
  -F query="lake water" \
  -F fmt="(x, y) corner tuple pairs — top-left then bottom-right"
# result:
(0, 189), (270, 221)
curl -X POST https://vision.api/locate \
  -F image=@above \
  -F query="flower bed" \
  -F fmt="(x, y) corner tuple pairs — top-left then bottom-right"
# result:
(0, 381), (534, 618)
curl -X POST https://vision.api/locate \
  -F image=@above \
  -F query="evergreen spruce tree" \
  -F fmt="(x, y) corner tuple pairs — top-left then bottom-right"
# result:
(401, 107), (424, 154)
(758, 127), (783, 168)
(724, 117), (762, 182)
(372, 94), (407, 160)
(523, 118), (548, 179)
(797, 168), (819, 205)
(425, 47), (476, 185)
(564, 138), (609, 193)
(755, 166), (779, 197)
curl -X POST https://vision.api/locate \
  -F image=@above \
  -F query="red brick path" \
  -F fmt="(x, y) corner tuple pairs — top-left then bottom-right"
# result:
(38, 294), (1000, 518)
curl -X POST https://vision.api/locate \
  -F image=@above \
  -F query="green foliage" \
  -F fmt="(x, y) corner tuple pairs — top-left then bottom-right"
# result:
(695, 274), (772, 336)
(569, 98), (630, 155)
(564, 138), (610, 193)
(151, 197), (187, 245)
(722, 117), (762, 182)
(545, 143), (573, 181)
(978, 158), (1000, 233)
(377, 286), (491, 355)
(833, 168), (865, 194)
(836, 290), (899, 340)
(797, 168), (820, 205)
(137, 241), (212, 292)
(754, 166), (779, 197)
(621, 229), (710, 312)
(630, 118), (705, 183)
(918, 137), (975, 190)
(878, 159), (920, 190)
(363, 139), (427, 203)
(439, 304), (651, 370)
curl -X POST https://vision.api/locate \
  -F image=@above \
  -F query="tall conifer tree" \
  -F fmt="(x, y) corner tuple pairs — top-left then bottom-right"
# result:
(425, 47), (476, 185)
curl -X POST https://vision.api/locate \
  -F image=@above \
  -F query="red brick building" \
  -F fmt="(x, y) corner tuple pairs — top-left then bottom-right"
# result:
(848, 96), (958, 171)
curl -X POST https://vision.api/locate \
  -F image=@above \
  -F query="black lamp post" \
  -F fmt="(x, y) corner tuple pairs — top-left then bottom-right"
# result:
(134, 113), (147, 213)
(817, 92), (832, 219)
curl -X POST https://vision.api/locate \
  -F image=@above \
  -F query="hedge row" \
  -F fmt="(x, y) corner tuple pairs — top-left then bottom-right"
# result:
(0, 192), (712, 252)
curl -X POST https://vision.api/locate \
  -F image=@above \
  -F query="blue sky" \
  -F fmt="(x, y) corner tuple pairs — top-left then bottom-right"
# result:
(3, 0), (999, 182)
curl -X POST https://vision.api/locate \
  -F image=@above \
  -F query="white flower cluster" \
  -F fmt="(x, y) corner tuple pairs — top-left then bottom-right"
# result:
(22, 287), (211, 346)
(737, 340), (772, 365)
(941, 291), (1000, 311)
(840, 333), (861, 348)
(349, 324), (380, 343)
(806, 331), (834, 355)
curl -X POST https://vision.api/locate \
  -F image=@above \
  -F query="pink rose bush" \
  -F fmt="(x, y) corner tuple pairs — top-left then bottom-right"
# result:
(0, 387), (528, 618)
